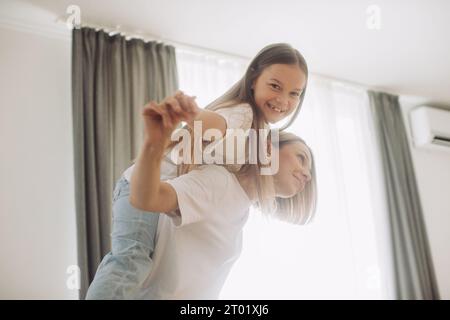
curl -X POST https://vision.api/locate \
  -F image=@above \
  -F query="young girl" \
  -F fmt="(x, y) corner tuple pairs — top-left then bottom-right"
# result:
(86, 42), (309, 299)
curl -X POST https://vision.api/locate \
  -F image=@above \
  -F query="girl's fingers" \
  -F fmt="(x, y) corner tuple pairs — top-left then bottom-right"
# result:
(178, 94), (199, 120)
(165, 97), (183, 114)
(142, 101), (160, 119)
(143, 99), (185, 129)
(165, 99), (187, 126)
(186, 95), (198, 114)
(162, 106), (174, 128)
(174, 93), (189, 114)
(167, 96), (194, 125)
(187, 96), (200, 116)
(149, 103), (164, 126)
(174, 90), (184, 103)
(147, 92), (197, 128)
(168, 106), (182, 125)
(155, 103), (172, 128)
(171, 93), (189, 116)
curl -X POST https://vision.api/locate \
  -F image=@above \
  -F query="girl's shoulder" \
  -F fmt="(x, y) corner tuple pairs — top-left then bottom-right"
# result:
(230, 102), (253, 114)
(214, 99), (252, 111)
(215, 101), (254, 130)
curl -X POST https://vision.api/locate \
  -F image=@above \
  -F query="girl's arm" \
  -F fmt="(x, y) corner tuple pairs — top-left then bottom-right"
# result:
(187, 109), (227, 137)
(186, 100), (253, 141)
(129, 94), (198, 213)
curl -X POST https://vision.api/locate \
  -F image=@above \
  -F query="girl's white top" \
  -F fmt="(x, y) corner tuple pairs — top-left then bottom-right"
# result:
(137, 165), (252, 299)
(121, 102), (254, 181)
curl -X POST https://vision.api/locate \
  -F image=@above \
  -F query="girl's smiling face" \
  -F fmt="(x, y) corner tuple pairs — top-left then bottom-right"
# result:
(252, 63), (307, 124)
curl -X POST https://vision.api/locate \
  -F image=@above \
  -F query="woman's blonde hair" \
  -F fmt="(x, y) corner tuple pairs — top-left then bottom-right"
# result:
(136, 43), (309, 214)
(271, 131), (318, 225)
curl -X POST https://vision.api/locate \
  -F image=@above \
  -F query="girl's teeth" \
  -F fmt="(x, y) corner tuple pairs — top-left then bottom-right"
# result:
(268, 103), (282, 113)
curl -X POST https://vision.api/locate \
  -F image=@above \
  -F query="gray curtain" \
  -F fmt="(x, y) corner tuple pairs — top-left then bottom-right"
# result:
(72, 27), (179, 299)
(368, 91), (440, 300)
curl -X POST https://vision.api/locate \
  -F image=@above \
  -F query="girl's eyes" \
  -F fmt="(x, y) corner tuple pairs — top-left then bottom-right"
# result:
(270, 83), (281, 90)
(269, 83), (301, 97)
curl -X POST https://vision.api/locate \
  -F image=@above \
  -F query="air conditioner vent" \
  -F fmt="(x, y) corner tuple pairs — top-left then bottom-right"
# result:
(410, 106), (450, 153)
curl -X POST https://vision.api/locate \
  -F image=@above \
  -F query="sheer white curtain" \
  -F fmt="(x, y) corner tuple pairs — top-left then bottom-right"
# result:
(175, 48), (248, 107)
(176, 49), (394, 299)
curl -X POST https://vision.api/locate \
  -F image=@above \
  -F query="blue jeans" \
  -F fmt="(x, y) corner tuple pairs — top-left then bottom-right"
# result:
(85, 176), (160, 300)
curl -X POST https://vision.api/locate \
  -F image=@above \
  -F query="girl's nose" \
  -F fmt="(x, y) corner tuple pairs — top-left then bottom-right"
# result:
(276, 95), (287, 105)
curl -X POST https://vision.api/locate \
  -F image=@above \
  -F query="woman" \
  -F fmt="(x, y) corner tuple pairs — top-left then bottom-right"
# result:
(86, 96), (317, 299)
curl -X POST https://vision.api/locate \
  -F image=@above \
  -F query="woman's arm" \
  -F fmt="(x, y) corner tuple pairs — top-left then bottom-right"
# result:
(129, 141), (179, 213)
(129, 93), (198, 213)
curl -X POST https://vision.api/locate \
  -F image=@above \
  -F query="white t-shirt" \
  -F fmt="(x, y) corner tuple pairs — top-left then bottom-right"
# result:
(136, 165), (252, 300)
(121, 102), (254, 181)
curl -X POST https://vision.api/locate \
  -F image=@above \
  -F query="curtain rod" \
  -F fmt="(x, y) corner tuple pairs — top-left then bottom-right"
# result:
(55, 18), (413, 98)
(55, 17), (250, 63)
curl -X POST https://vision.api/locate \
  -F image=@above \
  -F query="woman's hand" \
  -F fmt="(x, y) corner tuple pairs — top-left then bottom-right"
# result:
(142, 90), (199, 147)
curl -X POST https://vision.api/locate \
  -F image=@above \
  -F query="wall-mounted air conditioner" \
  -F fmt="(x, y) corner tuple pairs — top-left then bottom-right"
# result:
(410, 106), (450, 152)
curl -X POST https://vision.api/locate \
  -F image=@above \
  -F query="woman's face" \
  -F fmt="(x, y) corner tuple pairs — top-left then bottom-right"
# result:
(251, 63), (306, 124)
(273, 142), (312, 198)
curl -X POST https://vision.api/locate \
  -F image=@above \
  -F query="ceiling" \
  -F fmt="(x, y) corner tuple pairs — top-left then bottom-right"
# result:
(7, 0), (450, 104)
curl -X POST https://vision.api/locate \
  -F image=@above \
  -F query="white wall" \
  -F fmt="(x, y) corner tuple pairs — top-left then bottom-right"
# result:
(400, 96), (450, 299)
(0, 21), (78, 298)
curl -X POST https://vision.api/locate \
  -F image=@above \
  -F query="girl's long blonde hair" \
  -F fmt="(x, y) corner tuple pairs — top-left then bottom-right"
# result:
(139, 43), (309, 214)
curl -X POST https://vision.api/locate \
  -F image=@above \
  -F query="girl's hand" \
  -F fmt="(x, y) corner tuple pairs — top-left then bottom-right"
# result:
(142, 91), (199, 147)
(174, 90), (201, 118)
